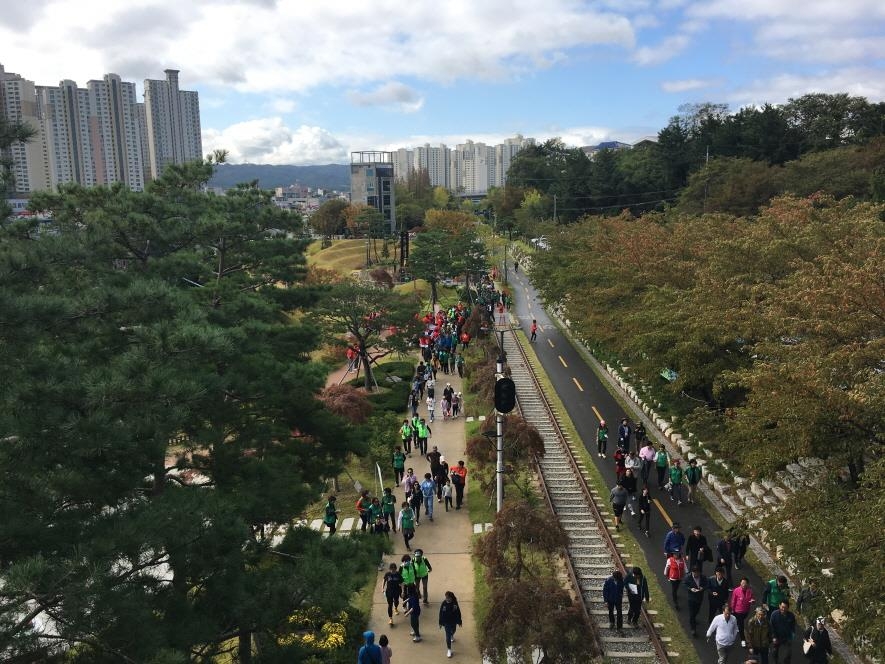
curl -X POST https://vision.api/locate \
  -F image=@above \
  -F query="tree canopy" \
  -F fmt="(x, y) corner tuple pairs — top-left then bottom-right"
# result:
(0, 160), (378, 662)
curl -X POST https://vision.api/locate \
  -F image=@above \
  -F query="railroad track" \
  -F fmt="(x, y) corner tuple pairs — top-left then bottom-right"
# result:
(499, 328), (675, 663)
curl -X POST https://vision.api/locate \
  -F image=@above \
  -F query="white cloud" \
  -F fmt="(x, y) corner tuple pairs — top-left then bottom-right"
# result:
(661, 78), (721, 93)
(726, 68), (885, 107)
(0, 0), (635, 93)
(632, 34), (690, 65)
(347, 82), (424, 113)
(202, 118), (348, 164)
(268, 98), (297, 113)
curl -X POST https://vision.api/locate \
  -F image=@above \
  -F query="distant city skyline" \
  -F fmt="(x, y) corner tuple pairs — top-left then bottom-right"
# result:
(1, 1), (883, 166)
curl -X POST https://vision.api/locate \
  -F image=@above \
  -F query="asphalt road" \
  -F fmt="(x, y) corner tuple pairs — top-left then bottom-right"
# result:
(506, 266), (807, 664)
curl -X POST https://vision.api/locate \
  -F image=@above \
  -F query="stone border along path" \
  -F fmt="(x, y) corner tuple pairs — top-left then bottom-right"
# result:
(362, 358), (484, 663)
(546, 308), (862, 664)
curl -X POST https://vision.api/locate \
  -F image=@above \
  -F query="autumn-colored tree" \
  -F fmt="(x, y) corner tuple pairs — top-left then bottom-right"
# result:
(424, 208), (475, 235)
(318, 385), (373, 424)
(480, 579), (598, 663)
(474, 501), (567, 581)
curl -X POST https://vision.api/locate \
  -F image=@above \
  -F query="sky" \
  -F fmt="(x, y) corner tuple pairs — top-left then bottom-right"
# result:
(2, 0), (884, 165)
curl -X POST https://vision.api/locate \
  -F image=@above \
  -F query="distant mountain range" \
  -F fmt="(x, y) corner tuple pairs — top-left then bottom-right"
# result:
(209, 163), (350, 192)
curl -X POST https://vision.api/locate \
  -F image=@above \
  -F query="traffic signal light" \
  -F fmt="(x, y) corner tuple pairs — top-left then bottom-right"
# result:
(494, 377), (516, 413)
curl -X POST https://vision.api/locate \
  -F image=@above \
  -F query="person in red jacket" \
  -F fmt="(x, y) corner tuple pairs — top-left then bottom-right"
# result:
(664, 551), (687, 610)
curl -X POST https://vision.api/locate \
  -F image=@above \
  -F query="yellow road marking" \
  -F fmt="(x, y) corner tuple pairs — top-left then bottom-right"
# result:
(572, 377), (584, 392)
(592, 406), (603, 422)
(547, 338), (554, 348)
(558, 355), (568, 368)
(653, 498), (673, 527)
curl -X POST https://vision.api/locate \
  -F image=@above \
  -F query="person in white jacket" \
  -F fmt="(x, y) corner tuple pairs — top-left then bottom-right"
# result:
(706, 604), (740, 664)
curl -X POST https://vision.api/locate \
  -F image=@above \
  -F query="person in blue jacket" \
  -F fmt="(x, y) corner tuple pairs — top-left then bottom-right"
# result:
(357, 630), (382, 664)
(663, 522), (686, 556)
(603, 569), (626, 632)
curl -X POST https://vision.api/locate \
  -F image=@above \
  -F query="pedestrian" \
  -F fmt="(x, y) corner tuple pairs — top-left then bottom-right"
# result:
(393, 447), (406, 486)
(730, 577), (756, 646)
(669, 459), (686, 505)
(708, 567), (732, 625)
(435, 456), (449, 502)
(399, 554), (418, 600)
(597, 419), (609, 458)
(769, 600), (797, 664)
(427, 445), (442, 476)
(625, 566), (650, 627)
(403, 586), (422, 642)
(622, 468), (638, 516)
(803, 617), (833, 664)
(610, 480), (629, 530)
(381, 488), (397, 533)
(417, 418), (431, 456)
(400, 419), (413, 455)
(397, 501), (416, 550)
(763, 576), (791, 614)
(732, 530), (751, 570)
(603, 569), (626, 633)
(356, 490), (372, 532)
(420, 473), (436, 522)
(378, 634), (392, 664)
(438, 590), (462, 658)
(413, 548), (433, 605)
(655, 444), (670, 489)
(706, 605), (740, 664)
(382, 563), (402, 626)
(637, 486), (652, 537)
(402, 468), (418, 498)
(368, 497), (383, 530)
(625, 450), (642, 480)
(664, 551), (687, 609)
(745, 606), (771, 664)
(635, 421), (647, 445)
(685, 564), (708, 637)
(451, 391), (461, 417)
(664, 522), (686, 556)
(618, 418), (632, 452)
(456, 354), (464, 378)
(322, 495), (338, 535)
(686, 525), (711, 576)
(357, 630), (382, 664)
(639, 439), (656, 485)
(530, 319), (538, 342)
(451, 460), (467, 509)
(686, 458), (702, 504)
(716, 534), (736, 586)
(443, 481), (453, 511)
(426, 395), (435, 422)
(409, 480), (423, 525)
(614, 447), (627, 480)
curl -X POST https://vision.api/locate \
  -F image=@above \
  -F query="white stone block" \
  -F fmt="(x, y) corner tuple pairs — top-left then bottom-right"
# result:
(750, 482), (767, 499)
(744, 496), (761, 509)
(762, 495), (779, 506)
(664, 427), (674, 439)
(660, 420), (671, 431)
(786, 463), (804, 478)
(723, 495), (744, 515)
(772, 487), (790, 503)
(760, 478), (778, 491)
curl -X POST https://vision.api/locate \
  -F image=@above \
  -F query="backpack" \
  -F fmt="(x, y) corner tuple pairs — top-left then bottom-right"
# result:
(451, 472), (463, 486)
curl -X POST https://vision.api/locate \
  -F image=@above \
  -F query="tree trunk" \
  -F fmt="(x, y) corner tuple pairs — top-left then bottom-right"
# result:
(361, 346), (374, 391)
(430, 280), (438, 305)
(238, 630), (252, 664)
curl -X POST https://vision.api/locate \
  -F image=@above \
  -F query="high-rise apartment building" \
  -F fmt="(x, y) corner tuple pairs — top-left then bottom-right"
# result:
(391, 136), (532, 196)
(36, 80), (96, 188)
(143, 69), (202, 179)
(86, 74), (145, 190)
(0, 65), (50, 194)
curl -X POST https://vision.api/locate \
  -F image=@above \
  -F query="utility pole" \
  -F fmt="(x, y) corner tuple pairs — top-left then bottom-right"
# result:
(702, 145), (710, 214)
(492, 330), (515, 513)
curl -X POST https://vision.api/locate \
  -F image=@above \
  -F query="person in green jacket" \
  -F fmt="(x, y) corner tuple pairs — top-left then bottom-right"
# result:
(322, 495), (338, 535)
(393, 447), (406, 485)
(685, 458), (702, 504)
(399, 554), (417, 599)
(368, 497), (383, 525)
(381, 487), (397, 533)
(597, 419), (609, 458)
(356, 490), (372, 532)
(413, 549), (433, 605)
(655, 445), (670, 490)
(669, 460), (685, 505)
(398, 501), (416, 550)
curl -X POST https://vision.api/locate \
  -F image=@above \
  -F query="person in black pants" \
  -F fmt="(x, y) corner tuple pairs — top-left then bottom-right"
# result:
(636, 487), (652, 537)
(625, 567), (650, 627)
(602, 570), (625, 632)
(707, 567), (731, 624)
(684, 565), (707, 637)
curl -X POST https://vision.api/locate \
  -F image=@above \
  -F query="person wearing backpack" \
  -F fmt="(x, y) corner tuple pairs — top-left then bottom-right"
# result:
(420, 473), (436, 522)
(382, 562), (402, 626)
(381, 487), (397, 533)
(413, 548), (433, 605)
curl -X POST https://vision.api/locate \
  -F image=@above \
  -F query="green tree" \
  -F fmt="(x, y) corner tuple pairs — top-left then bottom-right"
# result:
(407, 230), (459, 304)
(313, 282), (423, 390)
(309, 198), (349, 246)
(0, 160), (374, 662)
(0, 117), (37, 220)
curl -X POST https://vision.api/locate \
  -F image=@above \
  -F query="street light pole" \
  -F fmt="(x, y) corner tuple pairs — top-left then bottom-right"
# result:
(495, 334), (505, 513)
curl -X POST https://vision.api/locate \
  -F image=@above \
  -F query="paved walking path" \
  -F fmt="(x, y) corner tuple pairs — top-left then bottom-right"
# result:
(364, 367), (483, 662)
